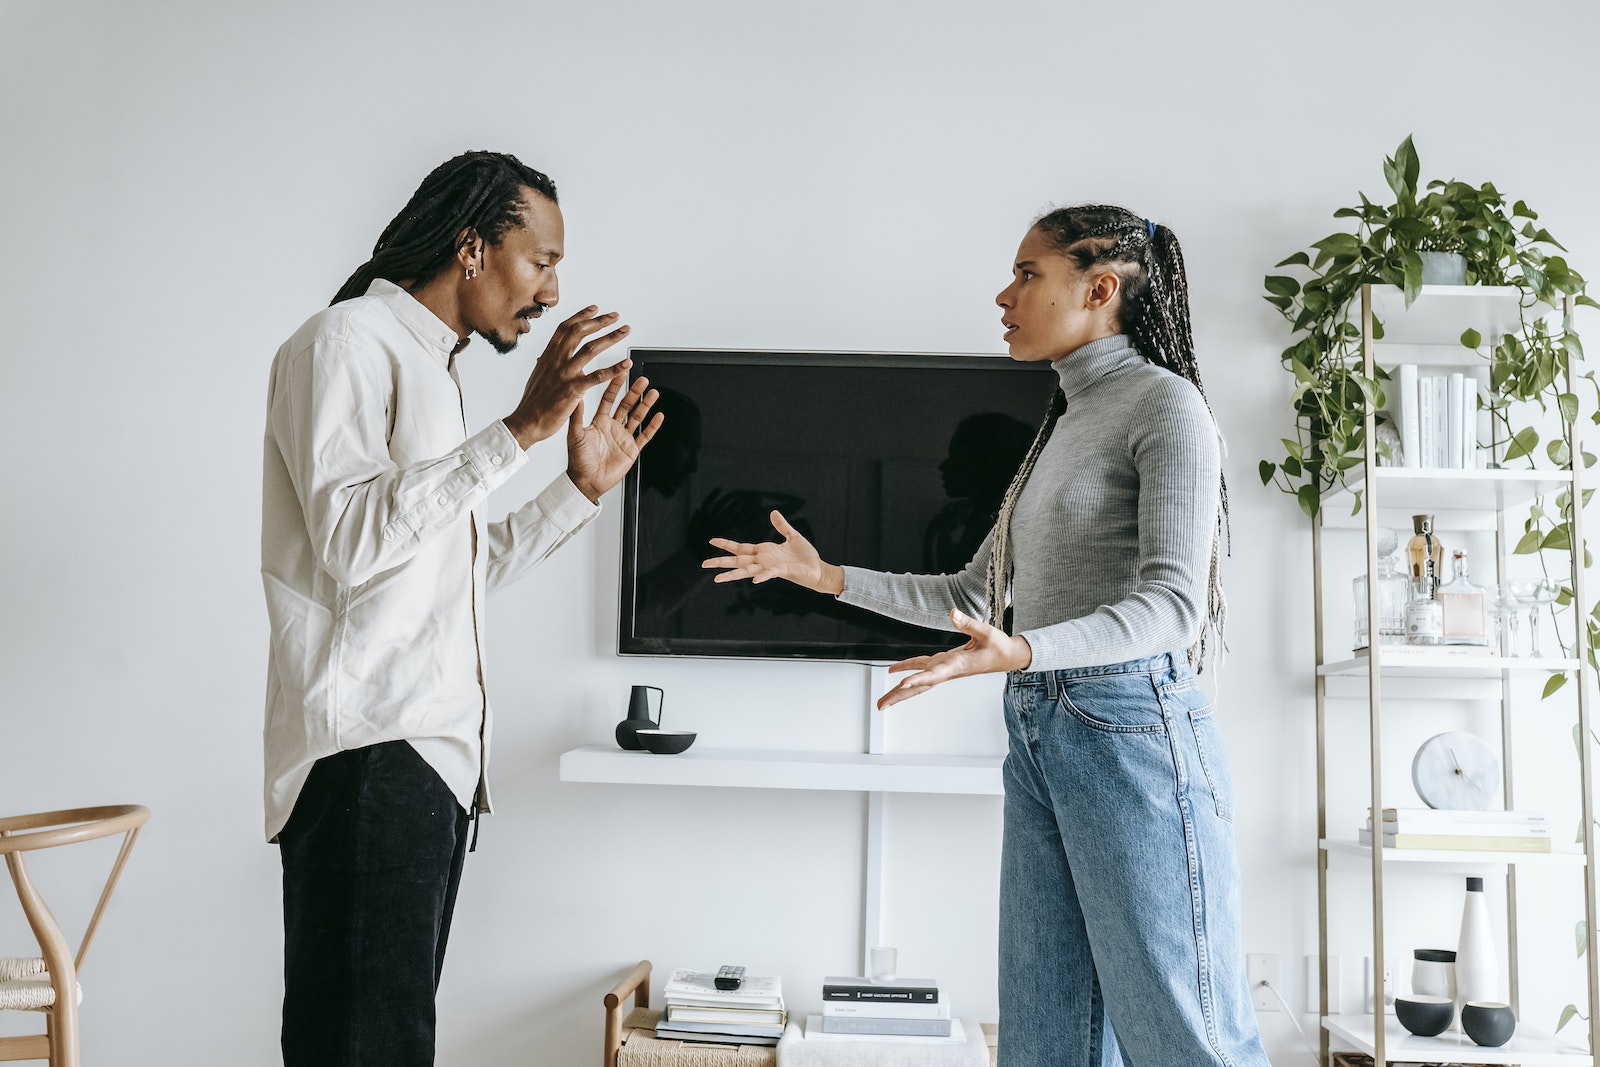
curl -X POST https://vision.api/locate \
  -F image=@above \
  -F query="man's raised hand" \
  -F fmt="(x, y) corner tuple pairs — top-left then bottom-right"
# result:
(504, 306), (632, 449)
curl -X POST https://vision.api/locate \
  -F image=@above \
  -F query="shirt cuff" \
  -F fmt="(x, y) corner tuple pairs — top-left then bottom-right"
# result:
(540, 471), (602, 533)
(463, 421), (530, 490)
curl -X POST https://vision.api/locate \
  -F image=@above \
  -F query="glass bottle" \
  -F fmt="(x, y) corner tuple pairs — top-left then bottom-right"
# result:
(1437, 549), (1491, 648)
(1405, 515), (1445, 645)
(1354, 527), (1408, 650)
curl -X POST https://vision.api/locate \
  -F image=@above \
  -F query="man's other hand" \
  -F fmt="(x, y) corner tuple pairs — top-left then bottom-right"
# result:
(504, 306), (631, 449)
(566, 375), (663, 503)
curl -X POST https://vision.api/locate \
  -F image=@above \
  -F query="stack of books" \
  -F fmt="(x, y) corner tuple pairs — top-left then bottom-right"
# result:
(1358, 807), (1551, 853)
(816, 974), (956, 1038)
(1390, 364), (1486, 470)
(655, 968), (787, 1047)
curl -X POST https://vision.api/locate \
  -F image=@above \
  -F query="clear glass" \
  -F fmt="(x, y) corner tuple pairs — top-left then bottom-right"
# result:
(1437, 550), (1491, 647)
(1508, 578), (1561, 658)
(1354, 528), (1407, 650)
(1494, 586), (1523, 656)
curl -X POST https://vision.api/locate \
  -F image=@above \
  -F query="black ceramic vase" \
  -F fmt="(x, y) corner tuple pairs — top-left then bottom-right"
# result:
(615, 686), (664, 751)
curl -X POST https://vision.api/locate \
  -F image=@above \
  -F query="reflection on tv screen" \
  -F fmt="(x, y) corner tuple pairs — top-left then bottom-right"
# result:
(619, 350), (1055, 661)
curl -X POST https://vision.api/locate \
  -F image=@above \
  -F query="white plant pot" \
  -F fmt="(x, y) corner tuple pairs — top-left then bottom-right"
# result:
(1420, 251), (1468, 285)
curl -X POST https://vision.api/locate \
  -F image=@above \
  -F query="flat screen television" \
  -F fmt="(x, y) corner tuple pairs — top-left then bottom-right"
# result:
(617, 348), (1057, 661)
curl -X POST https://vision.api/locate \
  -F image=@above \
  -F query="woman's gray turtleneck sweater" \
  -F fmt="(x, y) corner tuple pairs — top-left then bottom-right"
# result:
(838, 334), (1221, 671)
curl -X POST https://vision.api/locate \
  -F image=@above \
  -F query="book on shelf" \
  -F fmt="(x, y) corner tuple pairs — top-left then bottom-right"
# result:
(661, 968), (783, 1009)
(820, 1014), (953, 1037)
(823, 997), (950, 1020)
(653, 1017), (786, 1039)
(1392, 365), (1483, 471)
(1398, 363), (1421, 470)
(1358, 827), (1553, 852)
(822, 975), (939, 1003)
(652, 1026), (780, 1047)
(802, 1015), (968, 1044)
(664, 1003), (788, 1027)
(1371, 808), (1548, 834)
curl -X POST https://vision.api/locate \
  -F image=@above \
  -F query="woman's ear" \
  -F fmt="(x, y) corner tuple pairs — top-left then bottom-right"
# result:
(1085, 269), (1122, 310)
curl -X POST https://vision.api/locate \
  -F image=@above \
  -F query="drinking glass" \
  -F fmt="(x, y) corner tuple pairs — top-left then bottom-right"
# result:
(1508, 578), (1561, 659)
(1494, 587), (1523, 657)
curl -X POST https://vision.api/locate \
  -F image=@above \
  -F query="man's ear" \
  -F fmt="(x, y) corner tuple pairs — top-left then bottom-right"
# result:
(455, 228), (485, 272)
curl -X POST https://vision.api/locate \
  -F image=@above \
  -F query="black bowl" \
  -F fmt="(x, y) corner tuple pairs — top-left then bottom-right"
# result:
(636, 729), (697, 754)
(1394, 995), (1454, 1038)
(1461, 1001), (1516, 1047)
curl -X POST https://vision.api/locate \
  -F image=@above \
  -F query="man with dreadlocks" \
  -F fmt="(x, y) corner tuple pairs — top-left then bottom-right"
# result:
(706, 206), (1266, 1065)
(261, 150), (660, 1065)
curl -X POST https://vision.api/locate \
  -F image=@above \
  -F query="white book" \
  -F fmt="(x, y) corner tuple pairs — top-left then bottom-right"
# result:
(824, 998), (951, 1020)
(1417, 376), (1434, 469)
(1398, 364), (1421, 469)
(1368, 818), (1549, 838)
(1433, 375), (1450, 467)
(1447, 372), (1465, 468)
(662, 969), (784, 1009)
(1375, 807), (1548, 827)
(802, 1015), (968, 1045)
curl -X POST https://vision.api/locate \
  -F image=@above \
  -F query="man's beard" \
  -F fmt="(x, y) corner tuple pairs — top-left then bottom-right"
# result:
(482, 303), (551, 355)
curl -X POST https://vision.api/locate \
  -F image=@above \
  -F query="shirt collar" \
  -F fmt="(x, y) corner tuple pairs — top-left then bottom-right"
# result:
(1052, 334), (1146, 400)
(366, 278), (461, 363)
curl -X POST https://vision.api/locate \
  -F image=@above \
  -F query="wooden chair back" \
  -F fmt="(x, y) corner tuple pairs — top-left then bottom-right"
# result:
(0, 804), (150, 1067)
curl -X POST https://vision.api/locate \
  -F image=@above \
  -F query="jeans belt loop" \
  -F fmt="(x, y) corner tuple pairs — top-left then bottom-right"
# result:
(1044, 671), (1060, 701)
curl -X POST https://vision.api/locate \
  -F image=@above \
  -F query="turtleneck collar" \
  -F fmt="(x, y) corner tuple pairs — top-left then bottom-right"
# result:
(1051, 334), (1146, 400)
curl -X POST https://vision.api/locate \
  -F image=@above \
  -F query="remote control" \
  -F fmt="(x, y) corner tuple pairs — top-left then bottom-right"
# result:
(714, 964), (746, 991)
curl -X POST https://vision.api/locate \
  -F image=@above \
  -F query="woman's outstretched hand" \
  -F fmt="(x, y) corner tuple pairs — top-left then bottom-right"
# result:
(878, 609), (1033, 709)
(702, 510), (845, 595)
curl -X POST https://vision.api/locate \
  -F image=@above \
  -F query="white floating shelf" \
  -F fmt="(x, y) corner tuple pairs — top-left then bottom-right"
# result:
(558, 745), (1004, 795)
(1320, 651), (1580, 678)
(1322, 468), (1574, 526)
(1321, 838), (1586, 867)
(1324, 1013), (1590, 1065)
(1368, 284), (1555, 347)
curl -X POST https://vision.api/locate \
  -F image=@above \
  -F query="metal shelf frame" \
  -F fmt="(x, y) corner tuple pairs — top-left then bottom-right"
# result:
(1312, 285), (1598, 1064)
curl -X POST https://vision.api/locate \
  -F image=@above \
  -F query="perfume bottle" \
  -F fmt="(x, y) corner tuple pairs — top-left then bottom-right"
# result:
(1437, 549), (1491, 648)
(1354, 527), (1408, 650)
(1405, 515), (1445, 646)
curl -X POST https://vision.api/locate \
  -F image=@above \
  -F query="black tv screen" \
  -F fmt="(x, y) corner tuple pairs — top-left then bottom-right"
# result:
(617, 349), (1057, 661)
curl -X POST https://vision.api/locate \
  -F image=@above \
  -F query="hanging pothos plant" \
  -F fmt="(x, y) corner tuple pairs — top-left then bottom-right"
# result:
(1259, 135), (1600, 669)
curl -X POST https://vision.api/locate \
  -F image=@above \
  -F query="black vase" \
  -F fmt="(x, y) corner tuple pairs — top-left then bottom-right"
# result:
(615, 686), (664, 751)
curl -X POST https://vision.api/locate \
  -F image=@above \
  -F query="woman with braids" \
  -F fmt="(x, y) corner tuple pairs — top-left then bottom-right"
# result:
(705, 205), (1266, 1065)
(262, 150), (660, 1065)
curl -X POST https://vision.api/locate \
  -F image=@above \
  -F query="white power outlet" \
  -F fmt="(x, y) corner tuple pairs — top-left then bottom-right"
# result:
(1246, 952), (1280, 1012)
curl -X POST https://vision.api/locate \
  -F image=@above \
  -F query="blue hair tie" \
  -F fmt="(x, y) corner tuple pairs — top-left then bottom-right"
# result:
(1146, 219), (1156, 239)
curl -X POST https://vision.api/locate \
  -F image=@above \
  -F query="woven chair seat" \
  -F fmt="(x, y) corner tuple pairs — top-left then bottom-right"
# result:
(0, 957), (82, 1012)
(0, 958), (44, 982)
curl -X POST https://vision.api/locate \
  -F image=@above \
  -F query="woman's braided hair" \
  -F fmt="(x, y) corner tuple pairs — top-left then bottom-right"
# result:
(331, 150), (559, 306)
(984, 204), (1229, 670)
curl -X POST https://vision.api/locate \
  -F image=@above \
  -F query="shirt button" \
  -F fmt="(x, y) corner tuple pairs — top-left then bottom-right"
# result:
(437, 493), (449, 506)
(490, 455), (503, 466)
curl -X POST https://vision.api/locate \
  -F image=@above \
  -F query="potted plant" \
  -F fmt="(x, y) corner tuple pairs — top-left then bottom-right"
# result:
(1259, 134), (1592, 521)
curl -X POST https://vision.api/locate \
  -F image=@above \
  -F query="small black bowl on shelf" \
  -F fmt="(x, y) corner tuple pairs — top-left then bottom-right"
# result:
(635, 729), (697, 755)
(1393, 994), (1454, 1038)
(1461, 1001), (1516, 1047)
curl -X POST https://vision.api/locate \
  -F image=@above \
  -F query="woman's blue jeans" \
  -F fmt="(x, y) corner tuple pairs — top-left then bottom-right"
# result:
(998, 653), (1270, 1066)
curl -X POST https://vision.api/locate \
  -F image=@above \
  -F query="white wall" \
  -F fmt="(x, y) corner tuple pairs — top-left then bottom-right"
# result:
(2, 1), (1598, 1063)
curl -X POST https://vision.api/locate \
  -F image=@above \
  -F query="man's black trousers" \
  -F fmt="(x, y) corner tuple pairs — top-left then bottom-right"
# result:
(279, 740), (470, 1067)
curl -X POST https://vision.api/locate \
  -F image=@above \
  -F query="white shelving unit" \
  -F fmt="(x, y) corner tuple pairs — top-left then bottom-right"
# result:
(1325, 1014), (1587, 1065)
(558, 746), (1003, 795)
(559, 664), (1001, 972)
(1311, 284), (1598, 1064)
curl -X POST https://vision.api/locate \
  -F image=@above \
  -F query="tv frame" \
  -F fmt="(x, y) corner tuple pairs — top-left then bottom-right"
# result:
(615, 347), (1054, 663)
